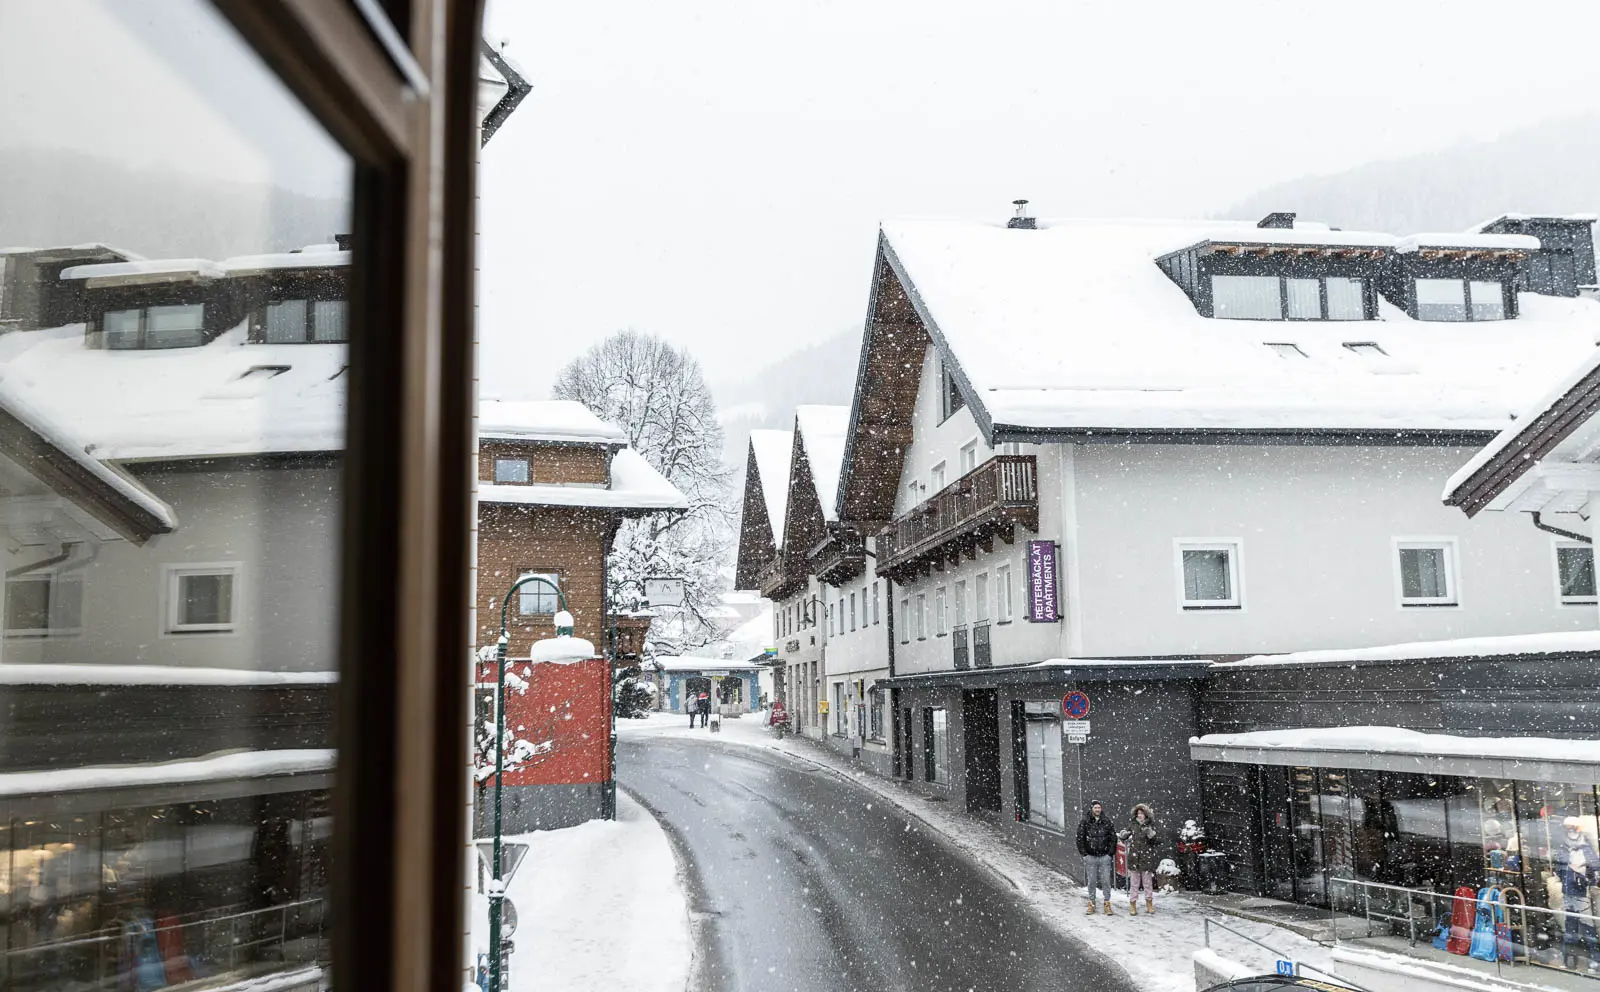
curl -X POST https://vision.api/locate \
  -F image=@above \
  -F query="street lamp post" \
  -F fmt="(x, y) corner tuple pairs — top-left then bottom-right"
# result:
(489, 573), (569, 992)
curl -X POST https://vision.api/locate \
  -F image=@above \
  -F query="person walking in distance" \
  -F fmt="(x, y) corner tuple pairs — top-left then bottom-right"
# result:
(697, 690), (712, 729)
(1076, 800), (1118, 914)
(1122, 803), (1161, 915)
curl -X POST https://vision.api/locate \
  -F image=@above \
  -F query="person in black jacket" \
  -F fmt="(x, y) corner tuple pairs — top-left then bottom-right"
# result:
(1076, 800), (1118, 914)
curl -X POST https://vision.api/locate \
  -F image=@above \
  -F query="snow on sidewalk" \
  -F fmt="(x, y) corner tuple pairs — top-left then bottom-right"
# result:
(618, 710), (1339, 992)
(470, 790), (689, 992)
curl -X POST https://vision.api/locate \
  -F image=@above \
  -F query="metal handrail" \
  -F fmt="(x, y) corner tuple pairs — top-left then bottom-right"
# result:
(3, 898), (325, 959)
(1203, 915), (1375, 992)
(1330, 875), (1600, 943)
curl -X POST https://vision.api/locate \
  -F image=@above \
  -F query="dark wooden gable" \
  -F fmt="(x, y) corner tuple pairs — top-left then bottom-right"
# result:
(837, 239), (931, 528)
(733, 439), (778, 589)
(780, 422), (828, 574)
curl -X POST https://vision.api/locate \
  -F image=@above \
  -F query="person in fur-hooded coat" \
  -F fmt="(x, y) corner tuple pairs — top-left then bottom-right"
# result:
(1121, 803), (1161, 915)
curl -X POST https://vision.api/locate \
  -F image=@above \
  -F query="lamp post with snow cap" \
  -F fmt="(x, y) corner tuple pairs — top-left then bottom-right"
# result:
(489, 573), (576, 992)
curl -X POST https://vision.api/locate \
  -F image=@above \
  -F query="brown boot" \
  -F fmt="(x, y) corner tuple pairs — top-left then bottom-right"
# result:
(1146, 895), (1155, 914)
(1128, 901), (1138, 916)
(1086, 900), (1097, 915)
(1103, 900), (1112, 915)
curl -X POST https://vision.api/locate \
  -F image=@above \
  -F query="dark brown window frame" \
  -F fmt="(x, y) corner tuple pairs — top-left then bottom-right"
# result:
(208, 2), (484, 990)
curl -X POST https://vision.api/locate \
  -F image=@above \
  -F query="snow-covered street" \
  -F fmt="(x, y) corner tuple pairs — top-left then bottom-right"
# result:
(470, 790), (690, 992)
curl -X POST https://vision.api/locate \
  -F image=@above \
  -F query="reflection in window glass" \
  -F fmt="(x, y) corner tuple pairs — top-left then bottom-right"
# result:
(1213, 275), (1281, 319)
(518, 572), (561, 614)
(1470, 280), (1505, 320)
(1285, 277), (1321, 319)
(1416, 278), (1467, 321)
(1399, 545), (1454, 603)
(313, 300), (348, 341)
(1558, 544), (1597, 602)
(1326, 277), (1365, 319)
(1181, 547), (1235, 605)
(0, 1), (350, 988)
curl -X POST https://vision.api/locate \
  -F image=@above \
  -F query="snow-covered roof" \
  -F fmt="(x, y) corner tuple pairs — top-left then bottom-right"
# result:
(0, 384), (176, 530)
(1191, 726), (1600, 774)
(219, 247), (351, 275)
(0, 664), (336, 684)
(794, 405), (849, 522)
(1394, 232), (1539, 254)
(1228, 630), (1600, 669)
(1, 323), (346, 460)
(479, 399), (629, 445)
(747, 430), (793, 542)
(1166, 227), (1397, 251)
(1472, 213), (1600, 233)
(0, 243), (142, 261)
(0, 749), (335, 799)
(477, 448), (687, 511)
(529, 635), (597, 663)
(1442, 345), (1600, 508)
(59, 258), (224, 285)
(879, 217), (1600, 435)
(647, 655), (766, 673)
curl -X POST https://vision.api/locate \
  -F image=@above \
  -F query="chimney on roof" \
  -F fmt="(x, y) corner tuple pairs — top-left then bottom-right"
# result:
(1007, 199), (1036, 230)
(1257, 212), (1296, 230)
(334, 233), (352, 251)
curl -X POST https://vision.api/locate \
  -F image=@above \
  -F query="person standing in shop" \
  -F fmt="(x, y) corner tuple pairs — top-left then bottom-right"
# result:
(1559, 816), (1600, 972)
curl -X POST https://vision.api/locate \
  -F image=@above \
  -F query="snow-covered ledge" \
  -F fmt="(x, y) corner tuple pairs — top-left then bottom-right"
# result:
(528, 610), (596, 664)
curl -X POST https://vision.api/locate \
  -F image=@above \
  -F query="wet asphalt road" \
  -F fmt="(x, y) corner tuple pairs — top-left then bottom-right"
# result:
(618, 737), (1135, 992)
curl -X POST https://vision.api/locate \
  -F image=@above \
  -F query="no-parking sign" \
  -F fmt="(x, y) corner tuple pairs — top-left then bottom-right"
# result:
(1062, 690), (1091, 719)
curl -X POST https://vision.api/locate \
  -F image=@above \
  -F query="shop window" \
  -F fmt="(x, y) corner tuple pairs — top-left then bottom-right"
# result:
(868, 687), (884, 740)
(833, 683), (846, 736)
(1556, 543), (1597, 604)
(1177, 541), (1241, 610)
(1396, 540), (1458, 606)
(494, 457), (529, 483)
(5, 572), (83, 636)
(924, 707), (949, 784)
(1020, 704), (1065, 830)
(516, 571), (561, 615)
(165, 564), (239, 633)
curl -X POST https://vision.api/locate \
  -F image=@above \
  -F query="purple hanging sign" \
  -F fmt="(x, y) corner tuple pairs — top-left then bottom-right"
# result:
(1027, 540), (1060, 623)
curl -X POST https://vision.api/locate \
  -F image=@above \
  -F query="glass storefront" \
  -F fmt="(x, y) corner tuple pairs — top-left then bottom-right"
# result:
(1263, 765), (1600, 979)
(1, 789), (331, 991)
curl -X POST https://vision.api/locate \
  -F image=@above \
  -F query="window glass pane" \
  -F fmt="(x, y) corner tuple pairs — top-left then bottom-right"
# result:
(1559, 546), (1596, 599)
(1285, 277), (1321, 319)
(975, 573), (988, 620)
(1325, 277), (1365, 319)
(1469, 280), (1505, 320)
(6, 576), (51, 631)
(312, 300), (348, 341)
(517, 572), (561, 614)
(1416, 279), (1467, 321)
(145, 303), (205, 348)
(105, 308), (142, 349)
(1183, 548), (1232, 602)
(494, 457), (529, 483)
(179, 572), (235, 627)
(932, 708), (950, 784)
(1212, 275), (1282, 319)
(266, 299), (309, 343)
(1399, 547), (1450, 599)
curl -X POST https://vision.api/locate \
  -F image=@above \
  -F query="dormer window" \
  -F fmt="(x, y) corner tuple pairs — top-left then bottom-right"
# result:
(264, 298), (348, 342)
(1415, 278), (1506, 321)
(104, 303), (205, 350)
(1211, 275), (1371, 321)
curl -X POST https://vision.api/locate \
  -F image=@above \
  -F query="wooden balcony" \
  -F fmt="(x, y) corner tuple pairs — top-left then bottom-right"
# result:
(758, 553), (806, 600)
(876, 455), (1038, 580)
(811, 525), (867, 586)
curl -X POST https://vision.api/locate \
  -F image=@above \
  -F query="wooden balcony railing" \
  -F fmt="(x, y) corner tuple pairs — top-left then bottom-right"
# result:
(876, 455), (1038, 579)
(952, 624), (969, 670)
(812, 525), (867, 585)
(973, 620), (992, 669)
(758, 554), (805, 600)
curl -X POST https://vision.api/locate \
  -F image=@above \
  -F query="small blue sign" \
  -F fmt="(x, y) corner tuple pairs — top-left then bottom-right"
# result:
(1276, 960), (1294, 976)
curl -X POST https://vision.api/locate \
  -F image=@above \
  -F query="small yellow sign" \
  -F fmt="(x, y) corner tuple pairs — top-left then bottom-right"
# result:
(818, 700), (830, 714)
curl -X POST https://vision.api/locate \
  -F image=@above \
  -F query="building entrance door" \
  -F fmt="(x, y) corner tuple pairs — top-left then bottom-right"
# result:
(1257, 765), (1296, 901)
(963, 689), (1001, 813)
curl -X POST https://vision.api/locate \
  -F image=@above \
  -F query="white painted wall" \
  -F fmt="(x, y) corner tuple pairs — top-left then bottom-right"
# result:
(821, 536), (891, 750)
(4, 464), (340, 671)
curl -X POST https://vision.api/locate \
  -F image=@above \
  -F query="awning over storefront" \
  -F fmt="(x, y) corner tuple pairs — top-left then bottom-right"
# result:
(1191, 726), (1600, 786)
(883, 658), (1212, 689)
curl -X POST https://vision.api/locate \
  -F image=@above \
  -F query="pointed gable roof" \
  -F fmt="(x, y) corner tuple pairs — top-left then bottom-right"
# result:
(794, 405), (849, 523)
(778, 405), (851, 574)
(733, 430), (792, 590)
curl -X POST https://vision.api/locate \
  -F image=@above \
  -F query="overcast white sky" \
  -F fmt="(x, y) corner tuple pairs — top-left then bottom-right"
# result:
(479, 0), (1600, 400)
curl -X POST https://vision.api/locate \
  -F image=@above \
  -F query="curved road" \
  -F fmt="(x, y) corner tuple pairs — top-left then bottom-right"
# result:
(618, 736), (1135, 992)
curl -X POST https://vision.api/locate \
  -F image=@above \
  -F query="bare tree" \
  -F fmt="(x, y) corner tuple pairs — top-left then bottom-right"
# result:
(553, 330), (733, 650)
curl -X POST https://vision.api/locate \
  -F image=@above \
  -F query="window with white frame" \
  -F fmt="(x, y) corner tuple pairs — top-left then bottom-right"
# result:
(838, 596), (844, 633)
(849, 591), (857, 632)
(900, 595), (910, 643)
(872, 583), (880, 625)
(960, 441), (978, 475)
(916, 593), (927, 639)
(974, 571), (989, 621)
(494, 457), (529, 483)
(907, 480), (921, 508)
(1395, 540), (1457, 606)
(1177, 542), (1241, 610)
(1557, 543), (1596, 604)
(165, 564), (239, 633)
(5, 572), (83, 636)
(954, 579), (967, 627)
(517, 571), (562, 615)
(935, 586), (947, 635)
(939, 360), (965, 421)
(995, 564), (1013, 621)
(931, 461), (946, 491)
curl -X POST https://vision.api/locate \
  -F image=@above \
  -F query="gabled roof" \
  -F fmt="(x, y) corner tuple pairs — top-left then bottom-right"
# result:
(793, 405), (849, 523)
(748, 429), (793, 539)
(874, 217), (1600, 439)
(478, 448), (686, 512)
(479, 399), (629, 446)
(1442, 346), (1600, 516)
